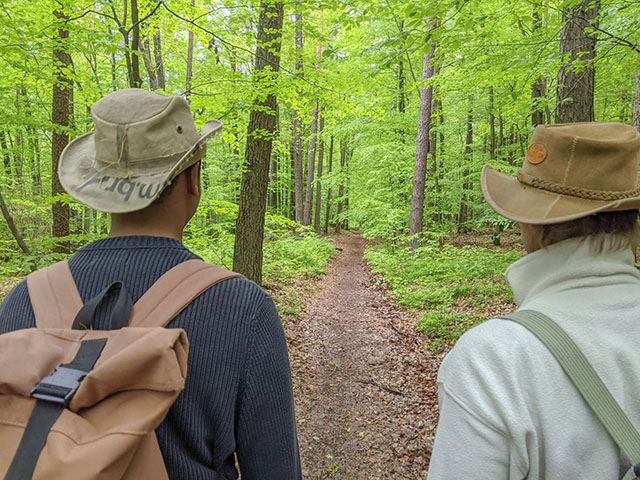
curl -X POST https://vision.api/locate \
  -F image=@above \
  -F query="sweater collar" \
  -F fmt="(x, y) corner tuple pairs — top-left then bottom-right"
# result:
(78, 235), (185, 251)
(505, 235), (639, 307)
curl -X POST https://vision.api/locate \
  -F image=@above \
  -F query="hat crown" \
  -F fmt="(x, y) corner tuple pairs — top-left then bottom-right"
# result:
(519, 122), (640, 195)
(91, 88), (200, 176)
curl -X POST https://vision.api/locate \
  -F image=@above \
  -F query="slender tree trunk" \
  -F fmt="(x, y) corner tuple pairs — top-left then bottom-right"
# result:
(314, 116), (324, 233)
(336, 140), (346, 233)
(556, 0), (600, 123)
(303, 43), (322, 226)
(154, 32), (165, 90)
(233, 0), (284, 284)
(185, 0), (195, 101)
(0, 187), (30, 254)
(303, 97), (318, 226)
(130, 0), (142, 88)
(429, 96), (440, 224)
(531, 3), (548, 126)
(397, 20), (406, 114)
(30, 127), (41, 196)
(489, 86), (496, 159)
(141, 34), (159, 90)
(633, 37), (640, 130)
(458, 99), (473, 231)
(52, 4), (71, 249)
(292, 4), (304, 223)
(408, 19), (438, 250)
(324, 135), (334, 233)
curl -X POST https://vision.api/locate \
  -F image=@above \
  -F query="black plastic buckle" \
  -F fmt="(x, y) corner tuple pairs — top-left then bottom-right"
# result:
(634, 463), (640, 479)
(30, 366), (87, 406)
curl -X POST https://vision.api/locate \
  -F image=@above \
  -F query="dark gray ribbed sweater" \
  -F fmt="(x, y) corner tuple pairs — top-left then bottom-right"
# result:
(0, 236), (302, 480)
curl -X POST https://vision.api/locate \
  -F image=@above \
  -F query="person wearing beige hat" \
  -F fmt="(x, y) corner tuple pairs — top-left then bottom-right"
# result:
(427, 122), (640, 479)
(0, 89), (302, 479)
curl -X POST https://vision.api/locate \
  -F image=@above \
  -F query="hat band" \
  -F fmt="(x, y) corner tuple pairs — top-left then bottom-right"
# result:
(517, 171), (640, 201)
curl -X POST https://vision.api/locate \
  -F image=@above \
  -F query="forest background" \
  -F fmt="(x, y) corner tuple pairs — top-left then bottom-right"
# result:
(0, 0), (638, 347)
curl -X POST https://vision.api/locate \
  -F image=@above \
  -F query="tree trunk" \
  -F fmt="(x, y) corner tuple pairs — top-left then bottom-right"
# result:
(429, 96), (441, 224)
(0, 131), (11, 176)
(52, 6), (71, 250)
(531, 3), (547, 126)
(0, 187), (30, 254)
(336, 140), (346, 233)
(302, 97), (318, 226)
(556, 0), (600, 123)
(489, 86), (496, 159)
(303, 42), (323, 226)
(154, 32), (165, 90)
(292, 4), (304, 224)
(458, 99), (473, 231)
(233, 0), (284, 285)
(185, 0), (195, 101)
(314, 116), (324, 233)
(141, 34), (159, 90)
(130, 0), (142, 88)
(408, 20), (438, 250)
(324, 135), (334, 233)
(634, 37), (640, 130)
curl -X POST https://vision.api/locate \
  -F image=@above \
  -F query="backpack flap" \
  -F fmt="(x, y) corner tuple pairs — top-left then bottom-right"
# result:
(0, 326), (188, 479)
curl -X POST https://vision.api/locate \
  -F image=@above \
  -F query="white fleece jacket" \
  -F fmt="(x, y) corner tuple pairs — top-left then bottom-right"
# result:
(427, 235), (640, 480)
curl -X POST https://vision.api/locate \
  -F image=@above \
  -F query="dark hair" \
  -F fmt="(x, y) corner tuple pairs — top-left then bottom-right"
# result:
(541, 210), (640, 251)
(153, 162), (199, 206)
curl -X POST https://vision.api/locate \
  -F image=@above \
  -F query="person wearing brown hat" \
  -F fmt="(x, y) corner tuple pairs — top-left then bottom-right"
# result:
(0, 89), (302, 479)
(427, 122), (640, 479)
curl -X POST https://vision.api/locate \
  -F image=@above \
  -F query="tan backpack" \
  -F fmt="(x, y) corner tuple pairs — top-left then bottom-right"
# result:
(0, 259), (241, 480)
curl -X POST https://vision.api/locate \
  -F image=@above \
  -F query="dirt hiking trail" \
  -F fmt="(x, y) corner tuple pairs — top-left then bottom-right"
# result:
(285, 233), (441, 479)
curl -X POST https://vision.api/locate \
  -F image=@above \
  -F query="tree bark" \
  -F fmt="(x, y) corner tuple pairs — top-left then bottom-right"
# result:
(531, 3), (547, 126)
(302, 96), (318, 226)
(154, 32), (165, 90)
(303, 42), (322, 226)
(314, 116), (324, 233)
(458, 99), (473, 230)
(185, 0), (195, 101)
(489, 86), (496, 159)
(634, 37), (640, 130)
(52, 5), (71, 249)
(429, 96), (440, 224)
(324, 135), (334, 233)
(556, 0), (600, 123)
(0, 187), (30, 254)
(292, 4), (304, 224)
(130, 0), (142, 88)
(408, 20), (438, 250)
(336, 140), (346, 233)
(141, 34), (159, 90)
(233, 0), (284, 285)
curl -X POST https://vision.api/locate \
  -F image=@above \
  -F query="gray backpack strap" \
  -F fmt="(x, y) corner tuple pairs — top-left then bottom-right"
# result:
(500, 309), (640, 480)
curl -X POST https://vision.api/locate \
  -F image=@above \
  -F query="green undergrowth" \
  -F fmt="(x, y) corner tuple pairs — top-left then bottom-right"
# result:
(365, 241), (523, 351)
(0, 208), (337, 316)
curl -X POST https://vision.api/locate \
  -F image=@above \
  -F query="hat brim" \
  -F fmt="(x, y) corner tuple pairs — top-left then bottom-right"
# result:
(481, 165), (640, 225)
(59, 120), (223, 214)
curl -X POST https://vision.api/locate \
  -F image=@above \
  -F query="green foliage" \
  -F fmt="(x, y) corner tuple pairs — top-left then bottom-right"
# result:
(365, 240), (523, 350)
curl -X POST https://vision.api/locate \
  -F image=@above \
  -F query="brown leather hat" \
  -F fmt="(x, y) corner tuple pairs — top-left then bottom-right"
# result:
(481, 122), (640, 225)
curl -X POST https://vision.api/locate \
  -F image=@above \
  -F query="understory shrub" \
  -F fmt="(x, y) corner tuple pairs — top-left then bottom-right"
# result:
(365, 240), (523, 351)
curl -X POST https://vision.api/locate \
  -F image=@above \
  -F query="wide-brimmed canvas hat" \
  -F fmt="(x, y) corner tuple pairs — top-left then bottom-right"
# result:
(59, 88), (222, 213)
(481, 122), (640, 225)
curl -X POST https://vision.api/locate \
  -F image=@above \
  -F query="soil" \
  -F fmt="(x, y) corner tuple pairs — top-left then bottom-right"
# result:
(285, 232), (442, 480)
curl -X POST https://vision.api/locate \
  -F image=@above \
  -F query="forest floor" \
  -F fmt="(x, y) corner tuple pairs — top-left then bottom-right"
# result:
(284, 232), (441, 479)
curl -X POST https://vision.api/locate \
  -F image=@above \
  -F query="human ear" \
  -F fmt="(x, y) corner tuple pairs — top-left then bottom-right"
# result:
(186, 162), (201, 197)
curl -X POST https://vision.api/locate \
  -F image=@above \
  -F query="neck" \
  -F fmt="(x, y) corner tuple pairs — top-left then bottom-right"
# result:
(108, 210), (185, 242)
